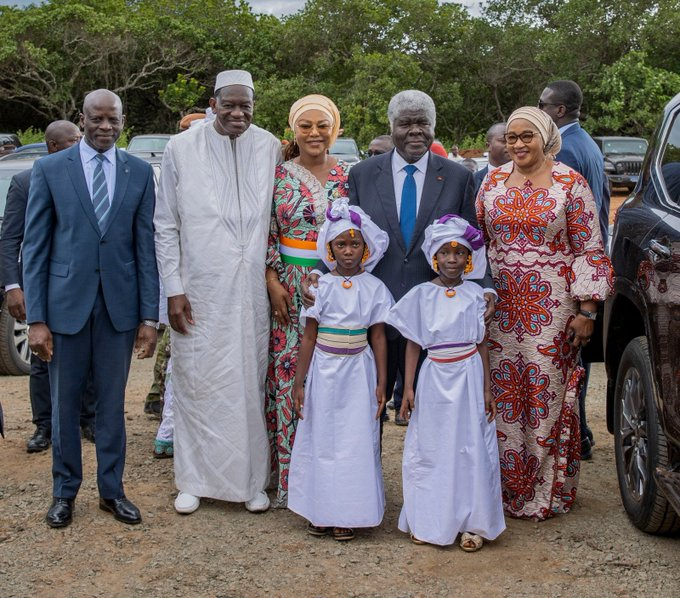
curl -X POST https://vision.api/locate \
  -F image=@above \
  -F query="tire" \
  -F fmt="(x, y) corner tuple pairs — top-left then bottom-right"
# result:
(0, 297), (31, 375)
(613, 336), (680, 534)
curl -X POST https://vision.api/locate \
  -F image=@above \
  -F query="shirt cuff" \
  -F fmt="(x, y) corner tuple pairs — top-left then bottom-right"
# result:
(4, 283), (21, 291)
(162, 277), (185, 297)
(483, 287), (498, 298)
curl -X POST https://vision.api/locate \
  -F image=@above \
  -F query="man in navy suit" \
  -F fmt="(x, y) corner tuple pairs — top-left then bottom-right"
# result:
(306, 90), (495, 422)
(23, 90), (159, 528)
(473, 122), (509, 195)
(539, 80), (610, 459)
(0, 120), (97, 453)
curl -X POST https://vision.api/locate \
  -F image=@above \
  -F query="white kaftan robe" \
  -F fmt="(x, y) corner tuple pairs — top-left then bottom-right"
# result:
(288, 272), (393, 528)
(386, 281), (506, 545)
(154, 123), (281, 501)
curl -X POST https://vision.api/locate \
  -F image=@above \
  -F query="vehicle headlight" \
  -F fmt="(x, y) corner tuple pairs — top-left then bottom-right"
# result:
(604, 160), (615, 173)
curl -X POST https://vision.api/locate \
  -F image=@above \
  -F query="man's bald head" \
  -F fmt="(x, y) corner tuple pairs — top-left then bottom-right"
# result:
(80, 89), (125, 152)
(45, 120), (81, 154)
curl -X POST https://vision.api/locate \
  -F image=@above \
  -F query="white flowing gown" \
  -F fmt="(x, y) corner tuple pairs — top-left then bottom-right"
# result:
(288, 272), (393, 528)
(154, 123), (281, 502)
(386, 281), (506, 545)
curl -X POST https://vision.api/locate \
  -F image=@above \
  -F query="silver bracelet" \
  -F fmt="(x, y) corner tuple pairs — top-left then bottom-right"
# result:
(141, 319), (160, 329)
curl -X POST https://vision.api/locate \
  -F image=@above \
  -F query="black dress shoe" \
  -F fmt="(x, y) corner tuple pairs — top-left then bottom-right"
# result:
(27, 428), (51, 453)
(581, 436), (593, 461)
(80, 424), (96, 444)
(99, 496), (142, 525)
(143, 400), (162, 419)
(46, 497), (74, 528)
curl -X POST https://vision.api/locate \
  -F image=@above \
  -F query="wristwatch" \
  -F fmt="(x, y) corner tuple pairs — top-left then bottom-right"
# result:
(141, 319), (160, 329)
(579, 309), (597, 321)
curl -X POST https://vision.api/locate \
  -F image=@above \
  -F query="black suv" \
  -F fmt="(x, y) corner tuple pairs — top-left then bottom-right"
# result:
(594, 135), (648, 192)
(604, 93), (680, 534)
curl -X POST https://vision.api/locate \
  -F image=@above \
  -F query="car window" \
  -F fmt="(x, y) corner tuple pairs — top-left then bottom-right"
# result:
(603, 139), (648, 154)
(660, 112), (680, 205)
(128, 137), (170, 153)
(330, 139), (358, 154)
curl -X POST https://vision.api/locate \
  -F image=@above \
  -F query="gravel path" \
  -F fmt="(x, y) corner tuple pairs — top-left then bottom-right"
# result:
(0, 361), (677, 597)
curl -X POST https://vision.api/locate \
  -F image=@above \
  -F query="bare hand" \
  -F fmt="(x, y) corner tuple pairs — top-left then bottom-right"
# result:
(135, 324), (158, 359)
(267, 279), (293, 327)
(399, 388), (415, 421)
(483, 293), (496, 328)
(28, 322), (53, 362)
(293, 385), (305, 420)
(6, 288), (26, 320)
(484, 389), (497, 422)
(567, 314), (594, 349)
(301, 273), (319, 309)
(375, 386), (386, 420)
(168, 294), (194, 334)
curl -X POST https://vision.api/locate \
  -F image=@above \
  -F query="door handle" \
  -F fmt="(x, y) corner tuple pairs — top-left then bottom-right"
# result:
(647, 239), (671, 262)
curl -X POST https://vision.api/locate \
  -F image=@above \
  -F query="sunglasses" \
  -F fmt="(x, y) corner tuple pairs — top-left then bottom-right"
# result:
(367, 149), (385, 157)
(537, 100), (562, 110)
(503, 132), (537, 145)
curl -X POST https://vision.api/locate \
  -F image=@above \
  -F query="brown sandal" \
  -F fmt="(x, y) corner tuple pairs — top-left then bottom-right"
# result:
(410, 534), (427, 545)
(333, 527), (355, 541)
(460, 532), (483, 552)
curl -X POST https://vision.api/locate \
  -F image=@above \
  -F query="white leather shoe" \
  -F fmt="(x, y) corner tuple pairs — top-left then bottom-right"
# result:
(245, 490), (270, 513)
(174, 492), (200, 514)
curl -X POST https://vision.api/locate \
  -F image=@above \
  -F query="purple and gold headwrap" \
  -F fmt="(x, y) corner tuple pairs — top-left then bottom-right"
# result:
(316, 198), (389, 272)
(422, 214), (487, 280)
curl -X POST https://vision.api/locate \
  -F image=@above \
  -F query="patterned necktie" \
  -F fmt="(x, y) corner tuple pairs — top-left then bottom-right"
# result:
(400, 164), (417, 248)
(92, 153), (110, 227)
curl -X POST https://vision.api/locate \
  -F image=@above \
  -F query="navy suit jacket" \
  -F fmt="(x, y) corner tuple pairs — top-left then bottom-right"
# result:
(0, 168), (31, 288)
(473, 165), (489, 197)
(22, 143), (159, 335)
(557, 123), (610, 243)
(348, 150), (493, 302)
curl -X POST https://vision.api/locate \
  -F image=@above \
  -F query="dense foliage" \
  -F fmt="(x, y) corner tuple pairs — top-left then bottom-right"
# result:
(0, 0), (678, 147)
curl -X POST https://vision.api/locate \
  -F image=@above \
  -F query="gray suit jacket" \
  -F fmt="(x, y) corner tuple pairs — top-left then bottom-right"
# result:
(0, 168), (32, 288)
(348, 150), (493, 303)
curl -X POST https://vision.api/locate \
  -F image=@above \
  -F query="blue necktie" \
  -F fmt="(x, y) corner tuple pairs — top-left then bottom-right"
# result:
(92, 153), (110, 227)
(400, 164), (417, 248)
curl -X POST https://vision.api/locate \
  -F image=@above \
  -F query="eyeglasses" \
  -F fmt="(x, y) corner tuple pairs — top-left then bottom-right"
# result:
(537, 100), (561, 110)
(367, 149), (385, 157)
(503, 132), (536, 145)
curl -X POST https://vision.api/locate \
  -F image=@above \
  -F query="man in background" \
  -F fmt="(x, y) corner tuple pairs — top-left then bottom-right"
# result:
(474, 122), (509, 194)
(0, 120), (96, 453)
(539, 79), (610, 459)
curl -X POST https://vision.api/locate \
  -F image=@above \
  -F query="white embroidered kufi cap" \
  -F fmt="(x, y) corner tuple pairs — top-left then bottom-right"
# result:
(316, 198), (389, 272)
(214, 70), (254, 92)
(421, 214), (487, 280)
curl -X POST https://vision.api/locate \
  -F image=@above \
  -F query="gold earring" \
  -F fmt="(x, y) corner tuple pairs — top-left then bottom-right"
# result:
(432, 256), (439, 272)
(326, 243), (335, 262)
(361, 245), (370, 263)
(464, 255), (473, 274)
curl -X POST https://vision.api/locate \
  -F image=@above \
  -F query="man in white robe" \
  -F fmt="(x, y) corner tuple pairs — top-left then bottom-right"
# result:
(154, 70), (281, 514)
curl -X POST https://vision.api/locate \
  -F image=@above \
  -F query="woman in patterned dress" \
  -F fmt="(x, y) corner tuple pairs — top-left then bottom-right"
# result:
(265, 95), (350, 507)
(476, 107), (613, 521)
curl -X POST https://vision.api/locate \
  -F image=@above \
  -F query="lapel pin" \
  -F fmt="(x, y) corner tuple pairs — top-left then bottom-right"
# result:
(124, 168), (129, 174)
(437, 176), (444, 181)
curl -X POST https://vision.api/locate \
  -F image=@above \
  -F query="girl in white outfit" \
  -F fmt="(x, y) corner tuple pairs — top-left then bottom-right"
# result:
(288, 199), (393, 542)
(386, 215), (505, 551)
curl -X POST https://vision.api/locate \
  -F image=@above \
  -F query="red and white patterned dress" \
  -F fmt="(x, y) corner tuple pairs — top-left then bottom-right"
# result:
(476, 161), (613, 520)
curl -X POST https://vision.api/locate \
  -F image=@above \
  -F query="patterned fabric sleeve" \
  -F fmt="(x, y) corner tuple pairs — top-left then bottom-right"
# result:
(266, 167), (285, 276)
(475, 187), (490, 244)
(565, 173), (614, 302)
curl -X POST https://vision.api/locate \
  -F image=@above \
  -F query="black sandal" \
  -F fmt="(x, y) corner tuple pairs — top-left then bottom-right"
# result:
(307, 523), (331, 536)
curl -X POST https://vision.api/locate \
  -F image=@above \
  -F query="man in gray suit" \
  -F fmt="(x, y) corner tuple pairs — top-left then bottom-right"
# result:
(305, 90), (495, 421)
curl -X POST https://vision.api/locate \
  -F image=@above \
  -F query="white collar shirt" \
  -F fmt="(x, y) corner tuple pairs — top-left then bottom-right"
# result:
(392, 150), (429, 219)
(558, 121), (578, 135)
(79, 140), (117, 200)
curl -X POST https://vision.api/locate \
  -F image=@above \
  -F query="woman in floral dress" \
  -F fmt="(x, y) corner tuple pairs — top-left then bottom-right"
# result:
(476, 107), (613, 520)
(265, 95), (349, 507)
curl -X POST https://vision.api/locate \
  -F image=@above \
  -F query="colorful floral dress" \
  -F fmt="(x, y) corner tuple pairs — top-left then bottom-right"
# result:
(476, 161), (613, 521)
(265, 159), (350, 507)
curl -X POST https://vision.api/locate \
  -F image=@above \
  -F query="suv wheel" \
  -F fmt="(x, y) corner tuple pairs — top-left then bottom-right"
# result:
(613, 337), (680, 533)
(0, 297), (31, 375)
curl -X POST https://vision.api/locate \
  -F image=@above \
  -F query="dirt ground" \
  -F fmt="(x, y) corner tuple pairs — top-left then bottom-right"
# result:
(0, 357), (678, 598)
